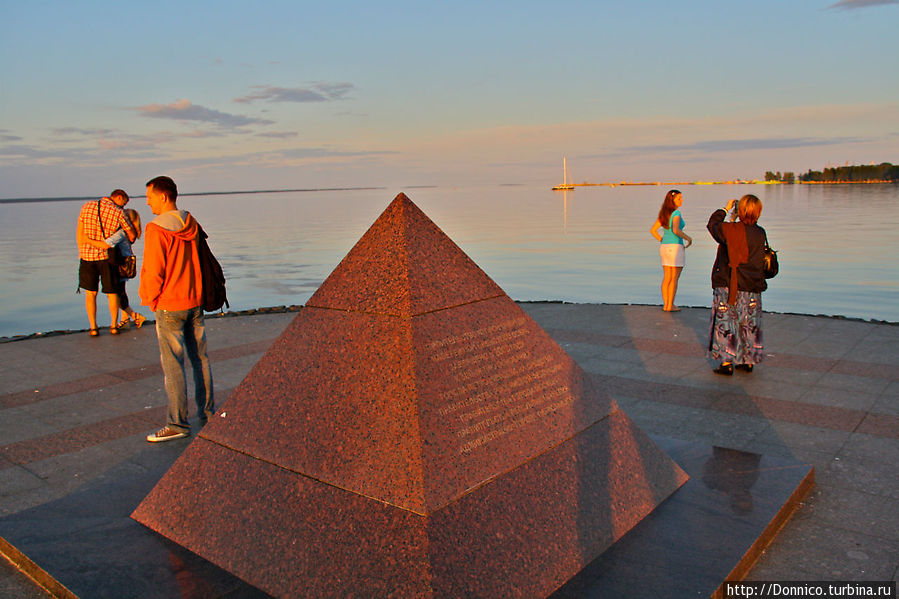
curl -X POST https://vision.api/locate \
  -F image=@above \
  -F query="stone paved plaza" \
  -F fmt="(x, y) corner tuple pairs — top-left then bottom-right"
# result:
(1, 304), (897, 596)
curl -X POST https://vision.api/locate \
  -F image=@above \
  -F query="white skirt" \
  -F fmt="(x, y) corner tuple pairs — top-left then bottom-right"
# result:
(660, 243), (685, 267)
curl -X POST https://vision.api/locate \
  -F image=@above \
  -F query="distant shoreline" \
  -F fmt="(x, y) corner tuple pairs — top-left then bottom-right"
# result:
(562, 180), (898, 188)
(2, 180), (895, 204)
(0, 186), (386, 205)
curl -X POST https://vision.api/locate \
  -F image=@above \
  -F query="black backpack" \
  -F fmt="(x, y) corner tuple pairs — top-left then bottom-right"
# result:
(197, 225), (229, 313)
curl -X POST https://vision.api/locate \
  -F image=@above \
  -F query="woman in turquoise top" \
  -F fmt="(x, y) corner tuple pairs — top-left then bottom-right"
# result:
(650, 189), (693, 311)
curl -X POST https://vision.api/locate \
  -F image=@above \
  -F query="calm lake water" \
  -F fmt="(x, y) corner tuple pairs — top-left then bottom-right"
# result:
(1, 183), (897, 338)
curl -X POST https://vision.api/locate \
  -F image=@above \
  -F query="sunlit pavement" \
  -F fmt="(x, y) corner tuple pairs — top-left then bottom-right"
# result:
(1, 304), (897, 595)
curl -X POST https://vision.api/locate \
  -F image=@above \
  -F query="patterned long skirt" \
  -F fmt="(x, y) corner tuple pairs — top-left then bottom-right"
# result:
(708, 287), (765, 367)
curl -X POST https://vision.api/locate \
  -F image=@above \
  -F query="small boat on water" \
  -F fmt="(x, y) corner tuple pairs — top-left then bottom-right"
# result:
(552, 157), (575, 190)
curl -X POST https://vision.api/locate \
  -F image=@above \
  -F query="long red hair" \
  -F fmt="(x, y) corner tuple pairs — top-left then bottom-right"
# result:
(657, 189), (681, 229)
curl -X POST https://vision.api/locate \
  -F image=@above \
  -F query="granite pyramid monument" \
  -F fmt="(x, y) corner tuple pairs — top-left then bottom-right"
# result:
(132, 193), (689, 598)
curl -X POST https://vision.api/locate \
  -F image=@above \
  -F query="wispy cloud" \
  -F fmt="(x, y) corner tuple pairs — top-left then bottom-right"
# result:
(0, 141), (166, 165)
(50, 126), (224, 147)
(0, 126), (227, 167)
(315, 82), (354, 99)
(0, 144), (58, 158)
(256, 131), (299, 138)
(180, 130), (228, 139)
(54, 127), (115, 137)
(0, 129), (23, 142)
(137, 99), (274, 128)
(158, 145), (397, 179)
(617, 136), (867, 155)
(96, 139), (148, 150)
(234, 82), (355, 104)
(828, 0), (898, 9)
(253, 147), (397, 161)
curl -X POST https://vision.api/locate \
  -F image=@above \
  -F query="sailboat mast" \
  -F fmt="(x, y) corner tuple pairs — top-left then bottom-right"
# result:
(552, 156), (575, 190)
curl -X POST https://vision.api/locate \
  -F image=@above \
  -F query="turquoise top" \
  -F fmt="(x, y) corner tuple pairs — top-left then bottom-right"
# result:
(660, 209), (685, 245)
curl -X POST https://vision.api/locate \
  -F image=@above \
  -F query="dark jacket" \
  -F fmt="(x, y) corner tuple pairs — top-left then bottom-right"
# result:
(707, 209), (768, 293)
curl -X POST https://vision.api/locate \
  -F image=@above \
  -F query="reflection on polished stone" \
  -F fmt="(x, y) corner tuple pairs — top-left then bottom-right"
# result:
(702, 446), (762, 515)
(0, 437), (812, 599)
(551, 439), (813, 599)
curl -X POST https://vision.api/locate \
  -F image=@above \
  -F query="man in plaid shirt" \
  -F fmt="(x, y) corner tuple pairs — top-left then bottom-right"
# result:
(76, 189), (136, 335)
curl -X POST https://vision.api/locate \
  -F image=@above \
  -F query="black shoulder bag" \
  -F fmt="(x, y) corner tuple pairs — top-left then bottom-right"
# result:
(763, 237), (779, 279)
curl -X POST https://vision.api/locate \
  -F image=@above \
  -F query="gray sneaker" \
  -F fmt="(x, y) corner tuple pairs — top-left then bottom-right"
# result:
(147, 426), (190, 443)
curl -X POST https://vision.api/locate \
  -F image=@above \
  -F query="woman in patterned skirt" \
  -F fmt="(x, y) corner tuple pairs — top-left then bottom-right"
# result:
(706, 195), (772, 375)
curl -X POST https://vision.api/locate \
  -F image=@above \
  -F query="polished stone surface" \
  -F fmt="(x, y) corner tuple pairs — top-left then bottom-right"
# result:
(0, 438), (813, 598)
(132, 412), (687, 598)
(3, 303), (895, 597)
(130, 193), (688, 597)
(0, 444), (269, 599)
(551, 439), (814, 598)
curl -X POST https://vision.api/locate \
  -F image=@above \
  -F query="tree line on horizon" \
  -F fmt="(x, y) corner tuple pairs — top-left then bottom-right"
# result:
(765, 162), (898, 183)
(765, 171), (796, 183)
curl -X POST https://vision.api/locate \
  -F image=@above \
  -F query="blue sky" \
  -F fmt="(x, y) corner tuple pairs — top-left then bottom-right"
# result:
(1, 0), (897, 197)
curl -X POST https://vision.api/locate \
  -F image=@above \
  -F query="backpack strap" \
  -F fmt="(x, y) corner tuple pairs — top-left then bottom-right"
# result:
(170, 210), (187, 229)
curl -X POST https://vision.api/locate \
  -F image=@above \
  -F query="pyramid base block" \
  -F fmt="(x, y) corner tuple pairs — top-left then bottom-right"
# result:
(0, 437), (812, 599)
(129, 410), (687, 597)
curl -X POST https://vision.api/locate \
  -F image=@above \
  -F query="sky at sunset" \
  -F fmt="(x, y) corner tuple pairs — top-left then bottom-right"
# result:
(1, 0), (897, 198)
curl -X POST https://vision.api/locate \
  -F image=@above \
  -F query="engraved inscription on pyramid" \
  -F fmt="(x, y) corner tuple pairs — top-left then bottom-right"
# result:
(132, 193), (689, 598)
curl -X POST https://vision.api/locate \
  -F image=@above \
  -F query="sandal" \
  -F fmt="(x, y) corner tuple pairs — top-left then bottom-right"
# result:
(117, 317), (131, 329)
(133, 312), (147, 329)
(89, 328), (99, 337)
(109, 326), (119, 335)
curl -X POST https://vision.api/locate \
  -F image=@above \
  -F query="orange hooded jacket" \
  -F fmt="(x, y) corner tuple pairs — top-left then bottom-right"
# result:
(139, 211), (203, 312)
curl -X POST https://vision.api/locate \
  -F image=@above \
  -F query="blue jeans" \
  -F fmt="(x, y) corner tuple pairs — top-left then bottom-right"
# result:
(155, 307), (214, 431)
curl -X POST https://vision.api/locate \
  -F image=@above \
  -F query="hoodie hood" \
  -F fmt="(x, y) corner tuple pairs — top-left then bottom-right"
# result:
(149, 210), (199, 240)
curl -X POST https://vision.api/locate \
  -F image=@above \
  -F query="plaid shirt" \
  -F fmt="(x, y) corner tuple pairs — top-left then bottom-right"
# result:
(78, 198), (136, 261)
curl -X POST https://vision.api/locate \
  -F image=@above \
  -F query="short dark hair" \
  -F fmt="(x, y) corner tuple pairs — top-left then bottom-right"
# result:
(109, 189), (129, 202)
(145, 176), (178, 202)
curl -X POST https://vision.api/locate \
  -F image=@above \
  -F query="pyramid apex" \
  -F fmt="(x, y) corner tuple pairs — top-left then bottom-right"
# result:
(307, 193), (503, 316)
(384, 192), (423, 220)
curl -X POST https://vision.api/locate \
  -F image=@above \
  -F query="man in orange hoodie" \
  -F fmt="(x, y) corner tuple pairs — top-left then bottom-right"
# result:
(140, 175), (214, 442)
